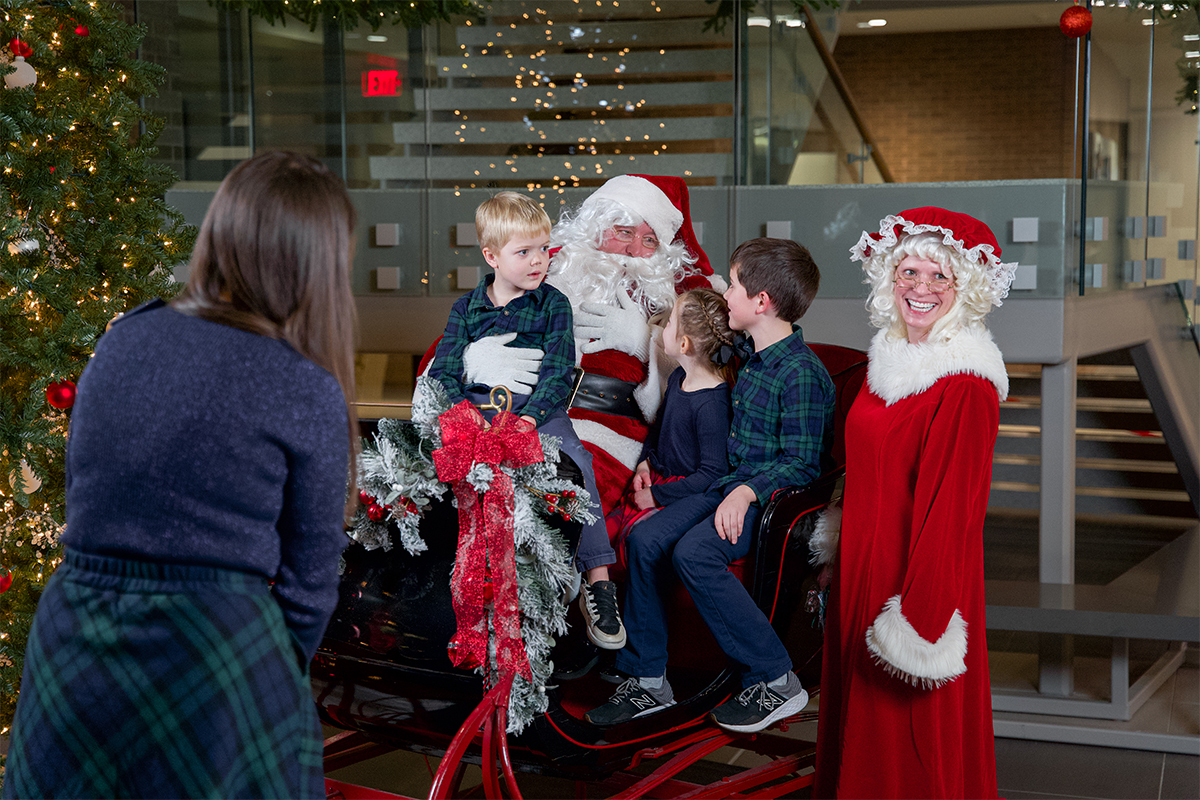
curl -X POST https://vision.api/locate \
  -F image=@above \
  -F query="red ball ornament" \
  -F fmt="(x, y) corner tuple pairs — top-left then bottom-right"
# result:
(366, 502), (386, 522)
(75, 24), (89, 37)
(46, 379), (77, 409)
(1059, 4), (1092, 38)
(0, 567), (12, 594)
(8, 38), (32, 58)
(447, 637), (482, 669)
(358, 490), (373, 506)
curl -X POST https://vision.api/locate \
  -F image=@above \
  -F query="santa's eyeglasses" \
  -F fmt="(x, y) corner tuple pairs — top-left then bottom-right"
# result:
(610, 227), (660, 250)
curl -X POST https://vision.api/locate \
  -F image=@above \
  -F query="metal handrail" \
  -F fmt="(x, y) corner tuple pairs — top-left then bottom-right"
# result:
(801, 7), (894, 183)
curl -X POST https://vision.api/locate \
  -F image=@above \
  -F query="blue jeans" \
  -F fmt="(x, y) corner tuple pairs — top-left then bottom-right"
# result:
(615, 488), (792, 688)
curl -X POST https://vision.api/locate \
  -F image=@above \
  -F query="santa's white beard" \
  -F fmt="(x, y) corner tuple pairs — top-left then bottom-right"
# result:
(548, 241), (678, 316)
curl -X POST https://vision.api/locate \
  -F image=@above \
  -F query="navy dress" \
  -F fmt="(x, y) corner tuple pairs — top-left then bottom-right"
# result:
(4, 301), (349, 799)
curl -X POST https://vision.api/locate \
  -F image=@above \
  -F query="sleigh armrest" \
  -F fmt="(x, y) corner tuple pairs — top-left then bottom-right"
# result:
(750, 469), (843, 608)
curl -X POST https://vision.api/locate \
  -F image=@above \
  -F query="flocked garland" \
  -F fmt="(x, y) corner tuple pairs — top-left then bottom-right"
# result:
(349, 378), (596, 733)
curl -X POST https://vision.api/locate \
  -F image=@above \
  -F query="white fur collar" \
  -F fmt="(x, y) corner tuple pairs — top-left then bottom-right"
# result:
(867, 327), (1008, 405)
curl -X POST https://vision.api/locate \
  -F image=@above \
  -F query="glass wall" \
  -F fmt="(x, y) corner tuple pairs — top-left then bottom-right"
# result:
(140, 0), (1198, 322)
(1080, 4), (1199, 310)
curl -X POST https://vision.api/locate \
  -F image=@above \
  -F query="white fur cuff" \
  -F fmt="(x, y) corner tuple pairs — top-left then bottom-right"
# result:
(808, 505), (841, 566)
(570, 418), (644, 470)
(864, 595), (967, 689)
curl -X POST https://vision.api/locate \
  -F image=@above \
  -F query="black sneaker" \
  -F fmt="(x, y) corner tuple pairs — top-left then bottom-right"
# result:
(585, 678), (675, 726)
(710, 672), (809, 733)
(579, 580), (626, 650)
(598, 663), (631, 685)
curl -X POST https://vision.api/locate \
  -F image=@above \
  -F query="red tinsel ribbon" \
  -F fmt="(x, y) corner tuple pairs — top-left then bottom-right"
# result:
(433, 401), (543, 682)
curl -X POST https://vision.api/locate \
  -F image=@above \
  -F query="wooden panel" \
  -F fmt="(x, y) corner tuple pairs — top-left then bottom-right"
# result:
(369, 153), (730, 181)
(392, 116), (733, 145)
(436, 49), (731, 80)
(410, 81), (732, 112)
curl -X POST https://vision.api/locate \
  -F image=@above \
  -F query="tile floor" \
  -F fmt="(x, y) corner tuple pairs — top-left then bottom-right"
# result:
(325, 669), (1200, 799)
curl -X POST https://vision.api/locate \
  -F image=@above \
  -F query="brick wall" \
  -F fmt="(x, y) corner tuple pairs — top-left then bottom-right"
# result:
(834, 27), (1078, 182)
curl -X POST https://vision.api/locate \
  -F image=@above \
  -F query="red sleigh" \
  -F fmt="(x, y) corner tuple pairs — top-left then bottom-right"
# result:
(316, 343), (867, 799)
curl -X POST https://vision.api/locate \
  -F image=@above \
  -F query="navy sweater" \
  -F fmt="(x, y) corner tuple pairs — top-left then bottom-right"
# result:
(643, 368), (732, 506)
(62, 301), (350, 660)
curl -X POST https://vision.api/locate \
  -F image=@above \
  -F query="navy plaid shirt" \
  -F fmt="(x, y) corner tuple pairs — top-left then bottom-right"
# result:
(713, 326), (835, 503)
(429, 274), (576, 422)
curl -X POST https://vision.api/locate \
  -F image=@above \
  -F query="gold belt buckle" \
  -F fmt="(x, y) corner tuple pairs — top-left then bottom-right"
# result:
(566, 367), (586, 409)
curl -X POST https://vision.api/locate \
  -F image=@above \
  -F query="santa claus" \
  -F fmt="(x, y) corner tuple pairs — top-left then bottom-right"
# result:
(462, 174), (721, 516)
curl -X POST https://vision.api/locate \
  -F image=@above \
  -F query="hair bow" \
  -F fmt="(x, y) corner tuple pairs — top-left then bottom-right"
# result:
(710, 332), (753, 368)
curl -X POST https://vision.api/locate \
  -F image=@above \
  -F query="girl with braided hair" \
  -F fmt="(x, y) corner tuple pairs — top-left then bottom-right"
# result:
(605, 287), (736, 543)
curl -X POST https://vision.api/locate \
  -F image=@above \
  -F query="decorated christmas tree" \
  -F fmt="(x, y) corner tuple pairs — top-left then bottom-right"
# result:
(0, 0), (194, 735)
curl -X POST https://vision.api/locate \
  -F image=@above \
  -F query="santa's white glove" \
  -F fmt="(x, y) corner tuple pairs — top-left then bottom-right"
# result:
(577, 291), (651, 360)
(462, 332), (544, 395)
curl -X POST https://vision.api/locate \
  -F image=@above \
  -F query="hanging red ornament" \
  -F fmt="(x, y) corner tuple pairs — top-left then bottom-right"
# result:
(8, 38), (32, 58)
(46, 379), (77, 409)
(0, 567), (12, 594)
(75, 24), (89, 37)
(366, 502), (386, 522)
(1060, 4), (1092, 38)
(446, 637), (482, 669)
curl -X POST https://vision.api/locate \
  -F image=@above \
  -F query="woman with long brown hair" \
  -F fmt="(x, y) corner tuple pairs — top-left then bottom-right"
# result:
(4, 152), (358, 799)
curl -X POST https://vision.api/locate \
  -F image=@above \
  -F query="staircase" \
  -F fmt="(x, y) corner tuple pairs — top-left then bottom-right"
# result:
(989, 352), (1197, 527)
(368, 1), (882, 189)
(371, 0), (735, 187)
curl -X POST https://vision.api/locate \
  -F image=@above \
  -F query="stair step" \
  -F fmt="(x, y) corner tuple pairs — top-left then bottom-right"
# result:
(1003, 396), (1153, 412)
(993, 454), (1180, 474)
(990, 481), (1192, 502)
(998, 424), (1165, 443)
(1006, 364), (1140, 381)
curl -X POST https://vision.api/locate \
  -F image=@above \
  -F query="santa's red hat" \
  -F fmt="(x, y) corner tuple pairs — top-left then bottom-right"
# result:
(584, 174), (714, 288)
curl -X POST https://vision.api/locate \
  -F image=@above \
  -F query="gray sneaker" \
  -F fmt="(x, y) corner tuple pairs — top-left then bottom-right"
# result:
(585, 677), (674, 726)
(710, 672), (809, 733)
(579, 580), (626, 649)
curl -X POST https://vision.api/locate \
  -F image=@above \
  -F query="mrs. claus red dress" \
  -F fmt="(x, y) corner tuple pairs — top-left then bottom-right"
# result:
(812, 326), (1007, 799)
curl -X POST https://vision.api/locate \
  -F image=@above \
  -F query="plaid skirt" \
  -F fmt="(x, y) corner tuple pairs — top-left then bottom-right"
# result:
(2, 549), (324, 799)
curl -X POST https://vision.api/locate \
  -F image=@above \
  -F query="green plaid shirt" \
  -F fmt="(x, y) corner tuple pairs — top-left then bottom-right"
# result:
(714, 326), (835, 503)
(429, 274), (575, 421)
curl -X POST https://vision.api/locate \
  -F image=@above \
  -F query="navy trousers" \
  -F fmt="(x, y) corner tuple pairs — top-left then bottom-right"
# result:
(467, 390), (614, 572)
(614, 488), (793, 688)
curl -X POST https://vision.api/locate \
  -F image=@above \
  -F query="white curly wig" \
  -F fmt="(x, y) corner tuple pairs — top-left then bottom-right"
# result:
(549, 196), (698, 315)
(861, 232), (999, 345)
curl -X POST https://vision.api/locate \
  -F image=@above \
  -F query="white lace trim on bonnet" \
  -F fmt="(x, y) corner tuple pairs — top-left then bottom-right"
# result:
(850, 213), (1019, 307)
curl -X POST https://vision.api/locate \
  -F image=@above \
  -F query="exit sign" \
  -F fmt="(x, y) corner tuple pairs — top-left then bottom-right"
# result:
(362, 69), (401, 97)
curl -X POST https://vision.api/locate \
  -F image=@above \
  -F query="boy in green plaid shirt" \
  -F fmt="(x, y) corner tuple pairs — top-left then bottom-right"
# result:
(588, 238), (834, 732)
(429, 192), (625, 650)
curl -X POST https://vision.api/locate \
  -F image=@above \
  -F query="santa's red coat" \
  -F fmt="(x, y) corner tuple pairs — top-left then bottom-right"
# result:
(569, 349), (648, 516)
(813, 332), (1002, 799)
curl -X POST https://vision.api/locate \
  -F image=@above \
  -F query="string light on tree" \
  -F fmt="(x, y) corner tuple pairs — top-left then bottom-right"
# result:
(0, 0), (196, 732)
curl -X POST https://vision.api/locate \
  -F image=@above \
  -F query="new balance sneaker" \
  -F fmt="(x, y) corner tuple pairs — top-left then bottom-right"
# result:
(710, 672), (809, 733)
(579, 579), (626, 649)
(585, 677), (675, 726)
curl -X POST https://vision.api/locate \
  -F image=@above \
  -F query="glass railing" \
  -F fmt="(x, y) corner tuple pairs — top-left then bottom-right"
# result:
(142, 0), (1198, 321)
(1073, 5), (1199, 318)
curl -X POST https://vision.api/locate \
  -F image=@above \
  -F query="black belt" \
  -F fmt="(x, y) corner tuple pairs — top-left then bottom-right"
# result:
(568, 369), (645, 422)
